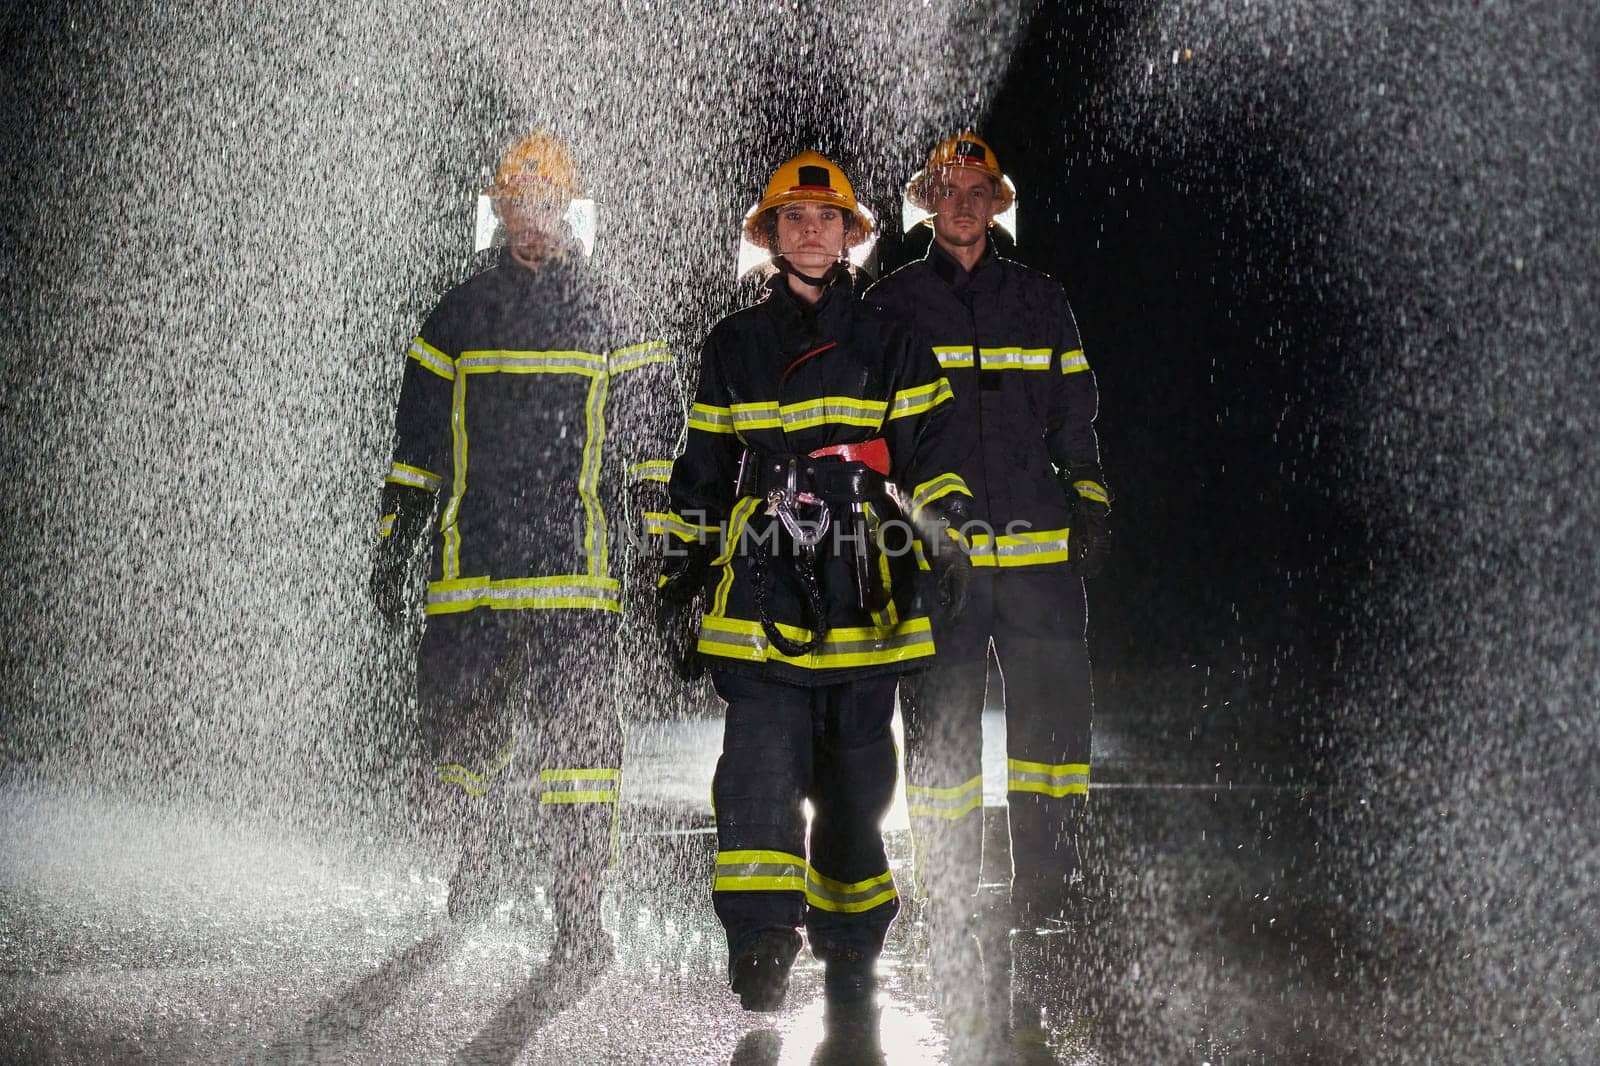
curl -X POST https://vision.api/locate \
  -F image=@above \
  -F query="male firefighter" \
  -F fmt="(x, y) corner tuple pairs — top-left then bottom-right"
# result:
(370, 130), (678, 970)
(866, 133), (1110, 950)
(652, 150), (973, 1015)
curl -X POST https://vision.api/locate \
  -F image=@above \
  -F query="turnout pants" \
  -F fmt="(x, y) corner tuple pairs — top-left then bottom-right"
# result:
(899, 567), (1092, 916)
(417, 609), (623, 920)
(710, 669), (901, 962)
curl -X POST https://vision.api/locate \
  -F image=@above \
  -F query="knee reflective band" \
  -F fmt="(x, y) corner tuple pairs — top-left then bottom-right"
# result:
(715, 850), (808, 894)
(906, 775), (983, 820)
(539, 767), (621, 805)
(713, 851), (898, 914)
(1006, 759), (1089, 798)
(805, 866), (898, 914)
(437, 739), (518, 797)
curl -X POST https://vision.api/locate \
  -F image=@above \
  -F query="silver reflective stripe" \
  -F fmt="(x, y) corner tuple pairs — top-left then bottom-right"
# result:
(979, 347), (1052, 371)
(609, 340), (671, 374)
(1008, 761), (1090, 797)
(910, 474), (967, 514)
(907, 776), (983, 819)
(386, 463), (443, 492)
(458, 352), (604, 374)
(1060, 348), (1090, 374)
(805, 868), (896, 910)
(698, 625), (931, 659)
(689, 403), (734, 432)
(428, 583), (615, 607)
(408, 339), (455, 380)
(631, 460), (674, 483)
(888, 379), (952, 419)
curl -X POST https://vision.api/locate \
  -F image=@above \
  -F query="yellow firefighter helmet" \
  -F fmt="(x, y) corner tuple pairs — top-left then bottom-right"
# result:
(483, 129), (583, 201)
(741, 150), (874, 248)
(904, 131), (1015, 216)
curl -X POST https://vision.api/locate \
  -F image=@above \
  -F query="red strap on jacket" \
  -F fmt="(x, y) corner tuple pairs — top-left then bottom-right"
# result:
(809, 438), (890, 476)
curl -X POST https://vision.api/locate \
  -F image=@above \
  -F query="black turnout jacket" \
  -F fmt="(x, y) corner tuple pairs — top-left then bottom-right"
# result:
(373, 247), (678, 620)
(657, 271), (973, 686)
(866, 240), (1106, 570)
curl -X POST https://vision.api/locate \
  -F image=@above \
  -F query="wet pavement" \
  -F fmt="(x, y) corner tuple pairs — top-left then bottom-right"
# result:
(1, 699), (1358, 1065)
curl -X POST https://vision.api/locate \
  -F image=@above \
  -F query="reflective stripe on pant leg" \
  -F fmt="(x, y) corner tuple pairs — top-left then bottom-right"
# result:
(709, 670), (812, 946)
(993, 569), (1093, 888)
(899, 581), (991, 905)
(805, 674), (900, 956)
(437, 738), (517, 796)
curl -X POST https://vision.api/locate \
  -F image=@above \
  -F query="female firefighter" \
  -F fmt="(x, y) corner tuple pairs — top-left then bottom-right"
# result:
(652, 150), (974, 1013)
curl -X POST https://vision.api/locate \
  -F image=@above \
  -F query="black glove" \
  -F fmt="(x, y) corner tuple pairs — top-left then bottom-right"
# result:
(370, 560), (410, 629)
(655, 542), (709, 682)
(919, 497), (973, 619)
(370, 498), (431, 630)
(1063, 468), (1112, 579)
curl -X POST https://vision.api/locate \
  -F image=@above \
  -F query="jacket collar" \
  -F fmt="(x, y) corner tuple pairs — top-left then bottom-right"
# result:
(926, 235), (998, 294)
(761, 268), (856, 335)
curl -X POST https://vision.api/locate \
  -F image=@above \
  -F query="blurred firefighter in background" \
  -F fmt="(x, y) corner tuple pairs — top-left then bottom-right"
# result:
(370, 129), (680, 973)
(866, 131), (1111, 1035)
(652, 150), (973, 1018)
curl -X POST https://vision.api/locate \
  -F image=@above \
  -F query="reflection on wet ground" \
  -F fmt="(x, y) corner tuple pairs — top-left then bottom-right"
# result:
(1, 699), (1362, 1064)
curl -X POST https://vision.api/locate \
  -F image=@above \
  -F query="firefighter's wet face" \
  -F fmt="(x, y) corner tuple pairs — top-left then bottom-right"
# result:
(929, 167), (997, 248)
(774, 202), (848, 274)
(495, 194), (567, 268)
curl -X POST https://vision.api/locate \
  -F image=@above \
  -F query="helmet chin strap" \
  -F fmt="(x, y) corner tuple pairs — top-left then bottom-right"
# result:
(775, 254), (848, 288)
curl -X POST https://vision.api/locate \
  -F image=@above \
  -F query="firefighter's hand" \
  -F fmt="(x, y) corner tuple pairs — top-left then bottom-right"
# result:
(919, 497), (972, 620)
(655, 543), (709, 682)
(370, 563), (411, 631)
(931, 547), (972, 618)
(1069, 498), (1111, 579)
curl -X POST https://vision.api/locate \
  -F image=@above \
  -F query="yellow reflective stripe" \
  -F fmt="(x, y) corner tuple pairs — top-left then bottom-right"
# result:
(689, 402), (735, 434)
(865, 501), (899, 628)
(646, 510), (719, 543)
(805, 866), (898, 914)
(1073, 480), (1109, 505)
(908, 473), (972, 518)
(579, 370), (609, 576)
(457, 350), (606, 376)
(707, 498), (761, 618)
(978, 347), (1053, 371)
(609, 339), (671, 374)
(778, 396), (888, 432)
(906, 775), (983, 820)
(1007, 759), (1090, 798)
(408, 337), (456, 380)
(539, 767), (621, 805)
(436, 740), (517, 797)
(1059, 347), (1090, 374)
(964, 527), (1072, 567)
(697, 615), (934, 670)
(378, 513), (395, 538)
(888, 378), (954, 420)
(729, 401), (783, 432)
(441, 366), (468, 579)
(714, 849), (808, 893)
(425, 575), (622, 615)
(932, 345), (974, 369)
(631, 460), (674, 483)
(386, 462), (443, 492)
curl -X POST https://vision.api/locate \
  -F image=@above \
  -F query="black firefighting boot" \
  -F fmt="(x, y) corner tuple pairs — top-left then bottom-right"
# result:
(550, 864), (614, 981)
(927, 900), (989, 1040)
(446, 819), (507, 924)
(820, 945), (878, 1006)
(729, 929), (802, 1012)
(1005, 928), (1065, 1065)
